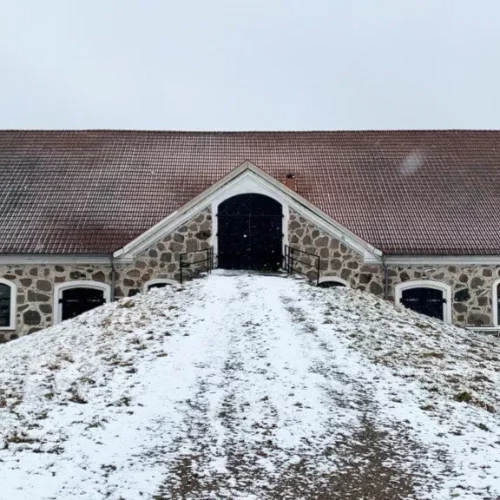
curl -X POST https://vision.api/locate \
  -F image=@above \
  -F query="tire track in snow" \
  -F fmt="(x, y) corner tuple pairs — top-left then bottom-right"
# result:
(158, 275), (375, 498)
(156, 278), (241, 498)
(279, 286), (439, 499)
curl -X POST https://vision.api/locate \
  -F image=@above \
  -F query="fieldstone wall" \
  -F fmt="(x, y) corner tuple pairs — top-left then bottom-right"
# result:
(0, 264), (112, 341)
(387, 265), (500, 327)
(288, 209), (498, 327)
(115, 207), (212, 297)
(2, 204), (498, 341)
(0, 208), (213, 342)
(288, 209), (385, 294)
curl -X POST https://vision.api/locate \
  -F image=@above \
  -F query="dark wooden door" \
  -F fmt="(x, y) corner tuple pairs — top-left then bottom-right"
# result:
(401, 287), (445, 320)
(0, 284), (11, 327)
(60, 287), (106, 321)
(497, 283), (500, 325)
(217, 194), (283, 271)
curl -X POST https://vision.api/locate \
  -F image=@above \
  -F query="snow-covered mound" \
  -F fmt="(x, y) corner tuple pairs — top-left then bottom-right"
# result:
(0, 274), (499, 500)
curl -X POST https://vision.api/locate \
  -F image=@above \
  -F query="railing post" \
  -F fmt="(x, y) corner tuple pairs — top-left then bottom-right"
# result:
(180, 253), (184, 285)
(317, 256), (320, 286)
(290, 247), (294, 275)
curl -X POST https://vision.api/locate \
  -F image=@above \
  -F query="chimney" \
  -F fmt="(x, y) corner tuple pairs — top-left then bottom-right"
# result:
(283, 173), (297, 192)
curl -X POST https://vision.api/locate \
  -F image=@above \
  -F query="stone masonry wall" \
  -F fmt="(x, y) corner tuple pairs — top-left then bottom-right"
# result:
(387, 265), (500, 327)
(0, 264), (113, 341)
(288, 209), (498, 327)
(288, 209), (385, 294)
(2, 204), (499, 341)
(116, 207), (212, 298)
(0, 208), (213, 342)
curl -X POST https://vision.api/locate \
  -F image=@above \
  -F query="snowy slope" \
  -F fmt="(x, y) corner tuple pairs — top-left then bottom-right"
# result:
(0, 273), (499, 500)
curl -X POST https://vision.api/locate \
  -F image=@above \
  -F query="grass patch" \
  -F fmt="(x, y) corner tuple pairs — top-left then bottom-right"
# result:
(107, 396), (132, 407)
(454, 391), (473, 403)
(475, 422), (490, 432)
(421, 352), (444, 359)
(5, 432), (40, 444)
(68, 392), (87, 404)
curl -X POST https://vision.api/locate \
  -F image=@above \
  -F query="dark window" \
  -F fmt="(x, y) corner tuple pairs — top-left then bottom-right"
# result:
(497, 283), (500, 325)
(60, 287), (106, 321)
(401, 287), (446, 321)
(0, 283), (12, 327)
(217, 194), (283, 271)
(147, 282), (170, 290)
(318, 281), (346, 289)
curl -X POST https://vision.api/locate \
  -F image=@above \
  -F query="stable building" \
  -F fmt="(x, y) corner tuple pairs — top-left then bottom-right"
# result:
(1, 129), (500, 341)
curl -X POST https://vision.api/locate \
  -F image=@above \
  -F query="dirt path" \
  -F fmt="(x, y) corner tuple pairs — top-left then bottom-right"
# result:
(156, 274), (433, 499)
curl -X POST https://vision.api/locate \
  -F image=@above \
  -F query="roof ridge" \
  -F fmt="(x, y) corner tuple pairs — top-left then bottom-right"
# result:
(1, 129), (500, 134)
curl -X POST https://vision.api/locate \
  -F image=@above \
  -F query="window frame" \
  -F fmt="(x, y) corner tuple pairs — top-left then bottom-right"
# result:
(395, 279), (452, 323)
(492, 278), (500, 327)
(54, 280), (111, 324)
(0, 278), (17, 330)
(143, 279), (178, 292)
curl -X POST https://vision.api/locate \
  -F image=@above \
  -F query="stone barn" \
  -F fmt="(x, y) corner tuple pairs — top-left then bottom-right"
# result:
(1, 130), (499, 341)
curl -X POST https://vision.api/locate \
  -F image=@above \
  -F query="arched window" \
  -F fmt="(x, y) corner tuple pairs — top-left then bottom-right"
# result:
(318, 277), (350, 289)
(54, 281), (111, 324)
(395, 280), (451, 323)
(0, 279), (16, 330)
(492, 279), (500, 327)
(143, 279), (177, 292)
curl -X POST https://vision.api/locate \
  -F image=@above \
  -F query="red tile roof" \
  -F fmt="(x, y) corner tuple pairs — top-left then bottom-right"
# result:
(1, 130), (499, 256)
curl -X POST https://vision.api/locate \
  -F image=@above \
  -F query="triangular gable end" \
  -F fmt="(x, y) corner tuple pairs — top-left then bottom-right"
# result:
(114, 161), (382, 263)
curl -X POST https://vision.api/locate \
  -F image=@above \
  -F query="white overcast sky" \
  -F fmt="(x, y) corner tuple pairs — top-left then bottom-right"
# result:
(1, 0), (499, 130)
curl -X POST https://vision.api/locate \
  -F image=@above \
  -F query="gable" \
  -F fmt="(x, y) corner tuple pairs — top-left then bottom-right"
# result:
(115, 162), (381, 263)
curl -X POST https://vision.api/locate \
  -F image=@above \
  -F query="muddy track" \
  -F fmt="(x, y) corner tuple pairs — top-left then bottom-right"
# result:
(156, 275), (442, 499)
(281, 296), (422, 499)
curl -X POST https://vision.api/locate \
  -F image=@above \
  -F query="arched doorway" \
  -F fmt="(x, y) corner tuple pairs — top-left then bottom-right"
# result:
(54, 281), (111, 324)
(144, 279), (177, 292)
(318, 278), (350, 289)
(217, 194), (283, 271)
(395, 280), (451, 322)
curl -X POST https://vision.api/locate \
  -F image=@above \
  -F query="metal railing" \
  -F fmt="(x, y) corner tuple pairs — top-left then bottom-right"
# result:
(179, 247), (214, 284)
(284, 245), (321, 286)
